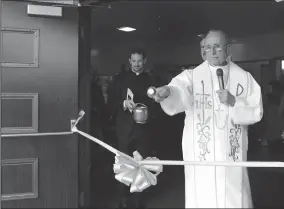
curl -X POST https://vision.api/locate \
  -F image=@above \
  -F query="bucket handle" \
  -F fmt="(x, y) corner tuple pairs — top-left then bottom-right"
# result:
(134, 103), (147, 108)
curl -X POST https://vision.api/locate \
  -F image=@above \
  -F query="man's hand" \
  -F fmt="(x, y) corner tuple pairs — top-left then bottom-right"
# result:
(124, 100), (136, 111)
(153, 86), (171, 103)
(216, 89), (236, 107)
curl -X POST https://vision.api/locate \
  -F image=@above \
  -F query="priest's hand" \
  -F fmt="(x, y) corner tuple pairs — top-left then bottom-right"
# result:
(216, 89), (236, 107)
(123, 100), (135, 111)
(153, 86), (171, 103)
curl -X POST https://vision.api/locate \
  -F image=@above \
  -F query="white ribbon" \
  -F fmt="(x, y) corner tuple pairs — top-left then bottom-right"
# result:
(70, 110), (284, 192)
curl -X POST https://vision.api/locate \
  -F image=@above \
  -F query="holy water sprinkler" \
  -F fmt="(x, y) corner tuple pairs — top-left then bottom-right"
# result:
(147, 86), (156, 98)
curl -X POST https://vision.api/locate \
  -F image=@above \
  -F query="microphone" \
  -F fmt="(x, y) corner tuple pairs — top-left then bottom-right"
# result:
(216, 68), (224, 90)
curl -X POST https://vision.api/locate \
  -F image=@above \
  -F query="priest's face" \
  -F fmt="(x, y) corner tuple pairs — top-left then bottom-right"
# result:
(129, 53), (146, 74)
(200, 38), (206, 61)
(204, 32), (228, 66)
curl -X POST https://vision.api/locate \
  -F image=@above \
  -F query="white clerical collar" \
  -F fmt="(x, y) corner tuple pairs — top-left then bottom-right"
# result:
(208, 62), (229, 75)
(131, 70), (141, 76)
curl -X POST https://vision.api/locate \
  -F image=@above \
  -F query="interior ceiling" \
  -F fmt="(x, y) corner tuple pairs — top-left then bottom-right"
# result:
(91, 0), (284, 43)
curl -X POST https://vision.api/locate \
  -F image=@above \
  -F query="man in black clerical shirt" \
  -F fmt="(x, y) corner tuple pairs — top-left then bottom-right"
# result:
(107, 48), (157, 209)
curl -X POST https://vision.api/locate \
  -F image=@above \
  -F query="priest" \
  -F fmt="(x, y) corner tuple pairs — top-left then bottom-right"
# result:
(151, 30), (263, 208)
(107, 48), (159, 209)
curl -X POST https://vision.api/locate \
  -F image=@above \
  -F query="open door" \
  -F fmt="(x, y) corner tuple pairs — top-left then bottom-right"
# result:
(0, 1), (79, 208)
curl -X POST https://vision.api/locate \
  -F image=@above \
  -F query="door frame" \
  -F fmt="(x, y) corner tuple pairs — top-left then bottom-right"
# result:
(78, 6), (92, 208)
(0, 0), (3, 208)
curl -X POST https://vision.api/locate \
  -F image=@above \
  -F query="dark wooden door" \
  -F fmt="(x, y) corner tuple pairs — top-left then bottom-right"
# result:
(1, 1), (79, 208)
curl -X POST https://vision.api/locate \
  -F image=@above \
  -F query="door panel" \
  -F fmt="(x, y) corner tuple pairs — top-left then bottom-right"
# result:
(1, 1), (79, 208)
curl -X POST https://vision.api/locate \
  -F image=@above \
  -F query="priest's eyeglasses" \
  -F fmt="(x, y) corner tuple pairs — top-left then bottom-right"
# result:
(203, 45), (227, 53)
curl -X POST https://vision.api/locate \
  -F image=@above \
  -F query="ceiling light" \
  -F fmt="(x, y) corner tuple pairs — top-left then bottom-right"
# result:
(275, 0), (284, 2)
(117, 27), (136, 32)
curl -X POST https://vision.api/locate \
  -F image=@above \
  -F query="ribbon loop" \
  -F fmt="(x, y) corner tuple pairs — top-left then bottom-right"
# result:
(113, 151), (163, 193)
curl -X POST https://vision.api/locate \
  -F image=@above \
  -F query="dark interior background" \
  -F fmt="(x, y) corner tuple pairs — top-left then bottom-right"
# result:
(91, 0), (284, 74)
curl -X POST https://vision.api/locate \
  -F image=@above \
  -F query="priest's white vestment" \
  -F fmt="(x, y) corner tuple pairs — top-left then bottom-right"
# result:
(160, 60), (263, 208)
